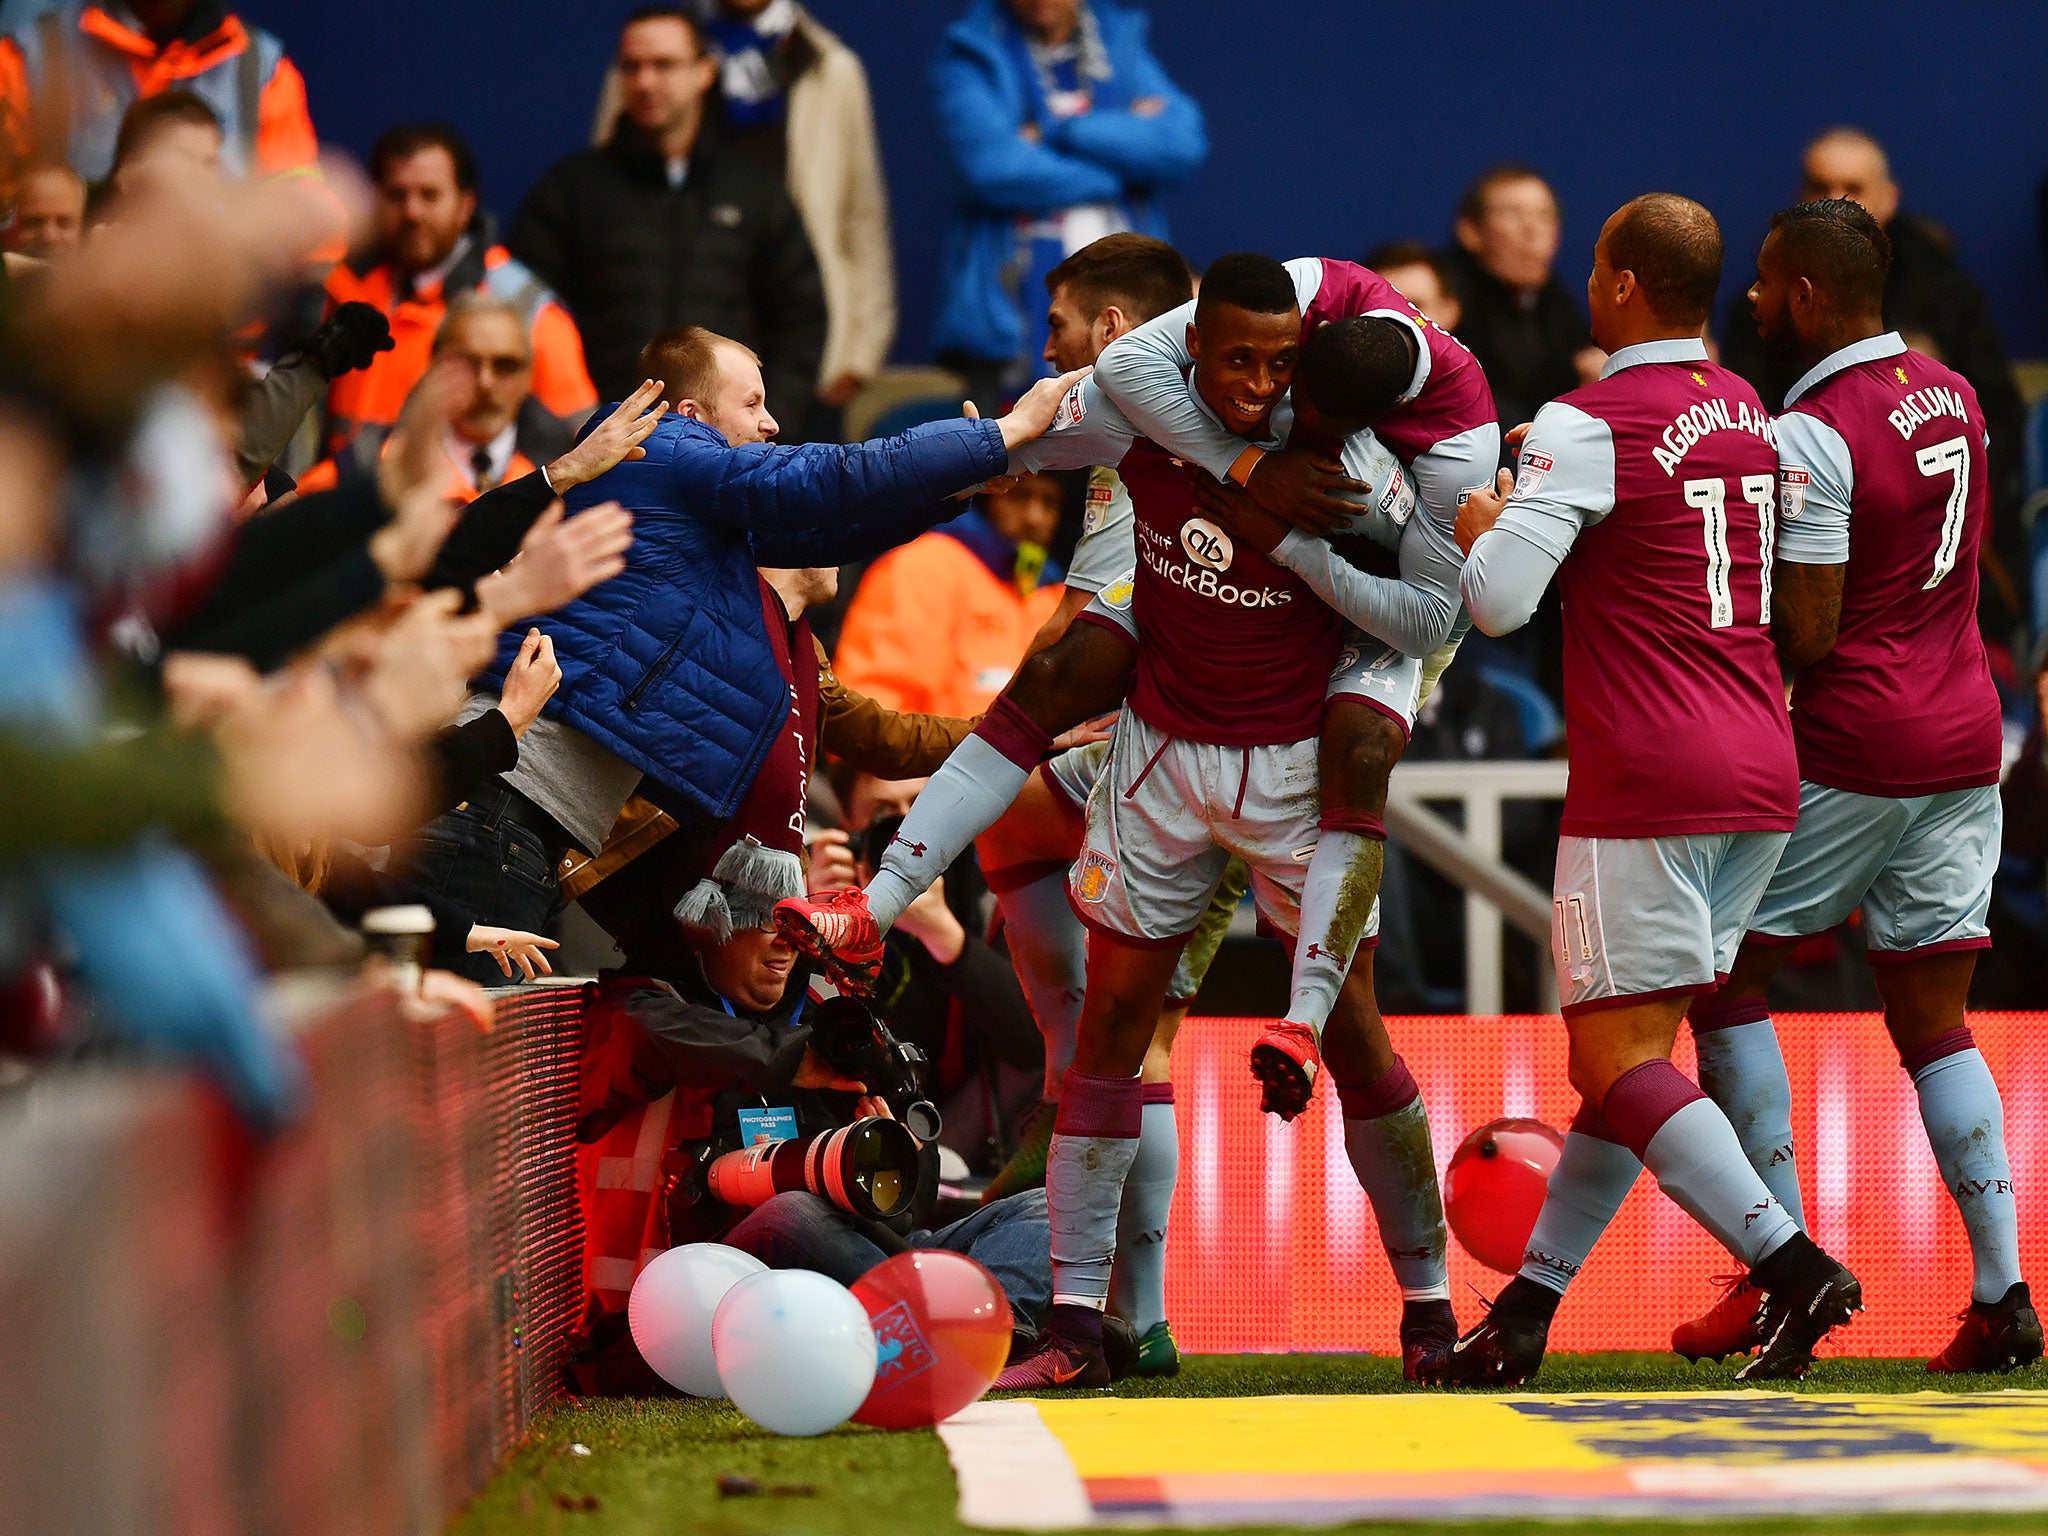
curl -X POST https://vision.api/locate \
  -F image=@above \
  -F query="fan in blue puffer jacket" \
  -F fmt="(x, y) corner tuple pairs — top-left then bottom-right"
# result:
(407, 324), (1085, 979)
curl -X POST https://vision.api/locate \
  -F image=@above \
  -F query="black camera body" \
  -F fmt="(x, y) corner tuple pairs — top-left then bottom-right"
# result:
(807, 993), (943, 1143)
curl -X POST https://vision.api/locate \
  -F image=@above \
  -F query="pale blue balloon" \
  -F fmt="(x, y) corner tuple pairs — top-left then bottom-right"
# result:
(712, 1269), (879, 1436)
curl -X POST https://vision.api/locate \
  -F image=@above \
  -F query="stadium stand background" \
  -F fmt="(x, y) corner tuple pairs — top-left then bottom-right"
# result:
(273, 0), (2048, 359)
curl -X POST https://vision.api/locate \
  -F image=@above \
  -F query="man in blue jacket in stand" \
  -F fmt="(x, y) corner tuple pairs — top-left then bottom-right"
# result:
(931, 0), (1206, 409)
(405, 324), (1084, 979)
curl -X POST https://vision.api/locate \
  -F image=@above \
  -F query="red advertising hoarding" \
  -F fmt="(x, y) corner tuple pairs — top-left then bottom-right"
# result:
(1163, 1014), (2045, 1356)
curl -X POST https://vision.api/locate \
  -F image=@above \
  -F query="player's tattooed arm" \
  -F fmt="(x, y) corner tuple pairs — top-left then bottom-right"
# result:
(1771, 559), (1845, 669)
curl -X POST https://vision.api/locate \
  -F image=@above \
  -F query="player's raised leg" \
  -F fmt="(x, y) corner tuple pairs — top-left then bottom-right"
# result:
(777, 617), (1134, 988)
(1253, 688), (1403, 1116)
(1322, 953), (1457, 1377)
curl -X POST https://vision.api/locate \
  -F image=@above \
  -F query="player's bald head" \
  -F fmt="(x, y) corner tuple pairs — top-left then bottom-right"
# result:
(1601, 194), (1723, 329)
(1765, 198), (1890, 315)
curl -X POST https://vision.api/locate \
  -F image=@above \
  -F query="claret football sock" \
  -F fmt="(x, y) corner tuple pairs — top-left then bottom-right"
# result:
(988, 863), (1087, 1099)
(1691, 994), (1805, 1225)
(1047, 1068), (1145, 1310)
(1905, 1027), (2023, 1304)
(1285, 814), (1385, 1034)
(1338, 1057), (1450, 1301)
(866, 696), (1050, 930)
(1516, 1102), (1642, 1297)
(1604, 1058), (1799, 1268)
(1110, 1085), (1178, 1332)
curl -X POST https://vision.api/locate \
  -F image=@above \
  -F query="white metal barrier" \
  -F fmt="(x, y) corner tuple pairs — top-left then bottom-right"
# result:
(1384, 759), (1570, 1014)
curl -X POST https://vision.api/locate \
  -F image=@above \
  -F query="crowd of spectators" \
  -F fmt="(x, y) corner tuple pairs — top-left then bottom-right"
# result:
(0, 0), (2045, 1367)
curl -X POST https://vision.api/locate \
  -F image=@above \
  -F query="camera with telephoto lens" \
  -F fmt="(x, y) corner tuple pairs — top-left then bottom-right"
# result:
(700, 1117), (922, 1220)
(806, 992), (942, 1143)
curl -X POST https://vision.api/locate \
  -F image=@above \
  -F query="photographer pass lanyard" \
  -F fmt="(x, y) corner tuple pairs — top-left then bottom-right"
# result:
(722, 990), (805, 1147)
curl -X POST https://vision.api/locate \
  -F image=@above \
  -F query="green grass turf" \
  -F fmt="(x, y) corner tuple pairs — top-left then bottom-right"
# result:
(453, 1353), (2048, 1536)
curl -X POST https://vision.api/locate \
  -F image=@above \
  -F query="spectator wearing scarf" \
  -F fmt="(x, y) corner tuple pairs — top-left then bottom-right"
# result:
(929, 0), (1205, 408)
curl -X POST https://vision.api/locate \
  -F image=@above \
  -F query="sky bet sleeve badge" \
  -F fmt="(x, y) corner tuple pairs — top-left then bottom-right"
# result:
(1779, 465), (1810, 521)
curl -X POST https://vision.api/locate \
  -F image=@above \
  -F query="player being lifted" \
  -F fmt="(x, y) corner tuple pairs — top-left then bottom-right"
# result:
(781, 252), (1498, 1117)
(1664, 200), (2037, 1372)
(1434, 195), (1861, 1387)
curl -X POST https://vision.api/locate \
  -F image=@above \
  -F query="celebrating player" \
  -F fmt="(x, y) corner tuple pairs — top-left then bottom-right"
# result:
(781, 255), (1498, 1118)
(1087, 255), (1498, 1113)
(1433, 195), (1861, 1387)
(1666, 199), (2037, 1372)
(910, 254), (1454, 1387)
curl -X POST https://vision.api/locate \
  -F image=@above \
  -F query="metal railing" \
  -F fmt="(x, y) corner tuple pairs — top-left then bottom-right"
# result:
(1384, 759), (1569, 1014)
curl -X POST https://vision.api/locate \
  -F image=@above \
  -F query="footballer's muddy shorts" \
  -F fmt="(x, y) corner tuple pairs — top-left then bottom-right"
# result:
(1747, 781), (1999, 960)
(1084, 574), (1462, 744)
(1066, 709), (1381, 950)
(1551, 830), (1789, 1017)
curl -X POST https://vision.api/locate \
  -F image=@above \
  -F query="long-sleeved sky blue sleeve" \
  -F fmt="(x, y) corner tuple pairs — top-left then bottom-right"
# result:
(1457, 401), (1612, 635)
(1273, 508), (1462, 656)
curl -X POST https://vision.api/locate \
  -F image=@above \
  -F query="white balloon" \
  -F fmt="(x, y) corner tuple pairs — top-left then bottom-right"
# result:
(628, 1243), (767, 1397)
(712, 1269), (877, 1436)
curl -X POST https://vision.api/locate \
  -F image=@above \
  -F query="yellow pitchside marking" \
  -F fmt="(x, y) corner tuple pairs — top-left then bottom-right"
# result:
(1029, 1392), (2048, 1478)
(1033, 1394), (1610, 1476)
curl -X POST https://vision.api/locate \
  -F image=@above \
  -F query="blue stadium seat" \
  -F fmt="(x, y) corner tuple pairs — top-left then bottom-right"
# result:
(2025, 396), (2048, 501)
(2032, 512), (2048, 644)
(1478, 664), (1564, 754)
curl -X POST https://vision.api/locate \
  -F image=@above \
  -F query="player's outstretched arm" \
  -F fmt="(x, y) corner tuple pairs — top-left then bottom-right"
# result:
(1264, 434), (1461, 655)
(1282, 511), (1461, 655)
(1004, 376), (1135, 477)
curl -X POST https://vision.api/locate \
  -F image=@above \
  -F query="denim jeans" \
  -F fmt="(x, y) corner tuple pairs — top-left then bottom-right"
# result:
(724, 1188), (1051, 1325)
(400, 802), (561, 984)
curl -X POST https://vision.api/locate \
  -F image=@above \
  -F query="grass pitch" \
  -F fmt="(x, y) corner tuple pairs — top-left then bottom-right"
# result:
(454, 1353), (2048, 1536)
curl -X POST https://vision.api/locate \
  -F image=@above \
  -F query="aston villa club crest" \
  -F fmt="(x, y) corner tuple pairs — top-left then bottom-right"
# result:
(1076, 851), (1116, 904)
(869, 1301), (936, 1390)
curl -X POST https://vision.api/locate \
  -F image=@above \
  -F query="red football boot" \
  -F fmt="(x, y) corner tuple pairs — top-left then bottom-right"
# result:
(1672, 1273), (1766, 1363)
(1249, 1021), (1322, 1120)
(773, 888), (884, 994)
(1927, 1283), (2043, 1374)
